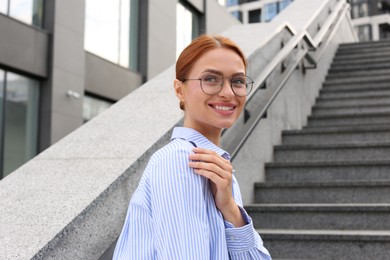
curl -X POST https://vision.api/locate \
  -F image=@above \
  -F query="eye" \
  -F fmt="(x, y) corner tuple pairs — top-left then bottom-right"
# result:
(202, 74), (220, 84)
(231, 77), (246, 86)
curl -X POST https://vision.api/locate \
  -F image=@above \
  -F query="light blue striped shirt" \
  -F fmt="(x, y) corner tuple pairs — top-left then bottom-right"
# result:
(113, 127), (271, 259)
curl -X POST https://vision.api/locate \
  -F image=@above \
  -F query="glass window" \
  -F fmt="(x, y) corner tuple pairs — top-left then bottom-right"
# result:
(83, 94), (113, 123)
(379, 23), (390, 39)
(280, 0), (293, 11)
(8, 0), (43, 27)
(176, 1), (200, 59)
(3, 72), (39, 178)
(218, 0), (226, 6)
(85, 0), (138, 70)
(351, 0), (369, 18)
(226, 0), (239, 7)
(231, 10), (243, 22)
(356, 24), (372, 41)
(0, 0), (8, 14)
(248, 9), (261, 23)
(0, 70), (4, 178)
(264, 3), (278, 22)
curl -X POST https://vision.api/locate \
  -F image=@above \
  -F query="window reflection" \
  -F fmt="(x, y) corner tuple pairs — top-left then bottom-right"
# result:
(356, 24), (372, 41)
(0, 0), (7, 14)
(176, 1), (200, 58)
(264, 0), (293, 22)
(85, 0), (132, 68)
(0, 70), (4, 178)
(351, 0), (369, 18)
(83, 94), (113, 123)
(8, 0), (43, 27)
(264, 3), (278, 22)
(3, 72), (39, 178)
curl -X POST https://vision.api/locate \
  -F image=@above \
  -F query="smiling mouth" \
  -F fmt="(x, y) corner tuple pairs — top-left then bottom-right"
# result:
(210, 105), (235, 111)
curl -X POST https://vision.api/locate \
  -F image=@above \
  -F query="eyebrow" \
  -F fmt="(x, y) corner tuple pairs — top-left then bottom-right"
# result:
(201, 69), (245, 77)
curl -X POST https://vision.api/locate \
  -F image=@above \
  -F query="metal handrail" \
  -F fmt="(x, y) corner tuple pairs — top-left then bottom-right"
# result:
(226, 0), (350, 159)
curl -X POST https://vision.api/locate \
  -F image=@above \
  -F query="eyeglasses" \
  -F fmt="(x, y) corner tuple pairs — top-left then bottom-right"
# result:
(182, 73), (254, 97)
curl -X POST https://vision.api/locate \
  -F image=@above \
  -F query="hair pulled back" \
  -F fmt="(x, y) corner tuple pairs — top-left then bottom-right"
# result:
(175, 34), (247, 110)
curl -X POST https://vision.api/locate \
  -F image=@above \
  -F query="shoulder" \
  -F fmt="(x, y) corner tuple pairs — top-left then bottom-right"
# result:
(145, 139), (195, 176)
(150, 138), (194, 164)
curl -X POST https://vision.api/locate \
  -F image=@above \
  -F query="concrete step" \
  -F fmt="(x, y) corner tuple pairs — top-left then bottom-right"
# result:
(337, 41), (390, 53)
(311, 105), (390, 116)
(331, 56), (390, 67)
(273, 143), (390, 163)
(265, 161), (390, 182)
(323, 76), (390, 86)
(322, 81), (390, 91)
(282, 125), (390, 145)
(254, 180), (390, 203)
(328, 62), (390, 73)
(338, 39), (390, 49)
(307, 112), (390, 127)
(247, 203), (390, 230)
(332, 51), (390, 62)
(315, 95), (390, 107)
(259, 229), (390, 260)
(326, 68), (390, 79)
(319, 89), (390, 99)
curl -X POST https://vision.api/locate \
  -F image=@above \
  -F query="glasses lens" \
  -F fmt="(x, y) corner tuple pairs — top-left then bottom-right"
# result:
(232, 76), (253, 96)
(200, 74), (223, 95)
(200, 74), (254, 96)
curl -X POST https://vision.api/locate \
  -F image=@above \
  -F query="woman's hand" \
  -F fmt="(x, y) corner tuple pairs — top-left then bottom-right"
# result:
(188, 147), (245, 227)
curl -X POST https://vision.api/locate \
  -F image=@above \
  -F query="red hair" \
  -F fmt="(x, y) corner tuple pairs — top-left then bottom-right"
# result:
(176, 34), (247, 81)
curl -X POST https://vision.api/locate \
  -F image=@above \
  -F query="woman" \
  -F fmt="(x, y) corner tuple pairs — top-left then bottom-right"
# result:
(113, 34), (271, 259)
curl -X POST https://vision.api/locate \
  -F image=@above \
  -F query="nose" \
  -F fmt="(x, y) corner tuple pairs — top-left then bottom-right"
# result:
(218, 78), (235, 97)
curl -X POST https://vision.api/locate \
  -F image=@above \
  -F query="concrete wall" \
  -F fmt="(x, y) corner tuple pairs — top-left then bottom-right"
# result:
(0, 14), (48, 77)
(39, 0), (85, 149)
(205, 0), (241, 34)
(85, 52), (143, 101)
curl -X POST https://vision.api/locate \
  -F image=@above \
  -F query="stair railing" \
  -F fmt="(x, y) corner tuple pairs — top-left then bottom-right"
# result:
(223, 0), (352, 159)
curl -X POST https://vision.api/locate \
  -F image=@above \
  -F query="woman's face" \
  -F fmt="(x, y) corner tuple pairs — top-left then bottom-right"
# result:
(174, 48), (246, 135)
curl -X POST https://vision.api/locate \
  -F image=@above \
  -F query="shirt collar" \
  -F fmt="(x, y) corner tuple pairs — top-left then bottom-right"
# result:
(171, 127), (231, 160)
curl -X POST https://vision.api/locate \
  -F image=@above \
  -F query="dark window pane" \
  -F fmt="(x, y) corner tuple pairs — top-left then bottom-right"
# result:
(248, 9), (261, 23)
(379, 23), (390, 39)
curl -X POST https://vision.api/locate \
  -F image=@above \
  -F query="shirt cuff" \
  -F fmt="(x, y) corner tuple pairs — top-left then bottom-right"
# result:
(224, 206), (257, 251)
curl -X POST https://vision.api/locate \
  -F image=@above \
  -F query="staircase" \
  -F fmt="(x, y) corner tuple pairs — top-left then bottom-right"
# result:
(246, 40), (390, 259)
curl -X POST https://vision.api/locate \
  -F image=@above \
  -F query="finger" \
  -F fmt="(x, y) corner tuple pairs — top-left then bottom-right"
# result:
(190, 151), (232, 172)
(193, 168), (226, 184)
(188, 161), (228, 179)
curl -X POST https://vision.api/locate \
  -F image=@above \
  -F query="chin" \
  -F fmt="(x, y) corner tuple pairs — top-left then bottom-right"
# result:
(216, 121), (236, 129)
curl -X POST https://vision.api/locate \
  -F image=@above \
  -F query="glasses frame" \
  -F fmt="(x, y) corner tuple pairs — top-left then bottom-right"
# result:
(182, 74), (254, 97)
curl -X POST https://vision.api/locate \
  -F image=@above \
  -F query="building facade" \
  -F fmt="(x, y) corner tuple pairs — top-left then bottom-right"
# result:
(0, 0), (239, 179)
(223, 0), (390, 41)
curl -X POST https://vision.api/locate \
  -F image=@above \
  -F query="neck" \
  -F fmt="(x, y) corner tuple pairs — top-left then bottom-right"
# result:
(183, 121), (222, 147)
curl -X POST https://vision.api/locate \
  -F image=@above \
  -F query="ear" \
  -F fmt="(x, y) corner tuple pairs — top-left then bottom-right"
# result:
(174, 79), (185, 102)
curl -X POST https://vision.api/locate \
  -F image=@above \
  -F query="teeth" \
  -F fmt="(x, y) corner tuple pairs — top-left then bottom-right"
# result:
(214, 105), (233, 111)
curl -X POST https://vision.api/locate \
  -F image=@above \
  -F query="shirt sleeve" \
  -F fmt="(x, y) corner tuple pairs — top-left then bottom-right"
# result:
(114, 142), (211, 259)
(112, 163), (155, 259)
(223, 175), (272, 260)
